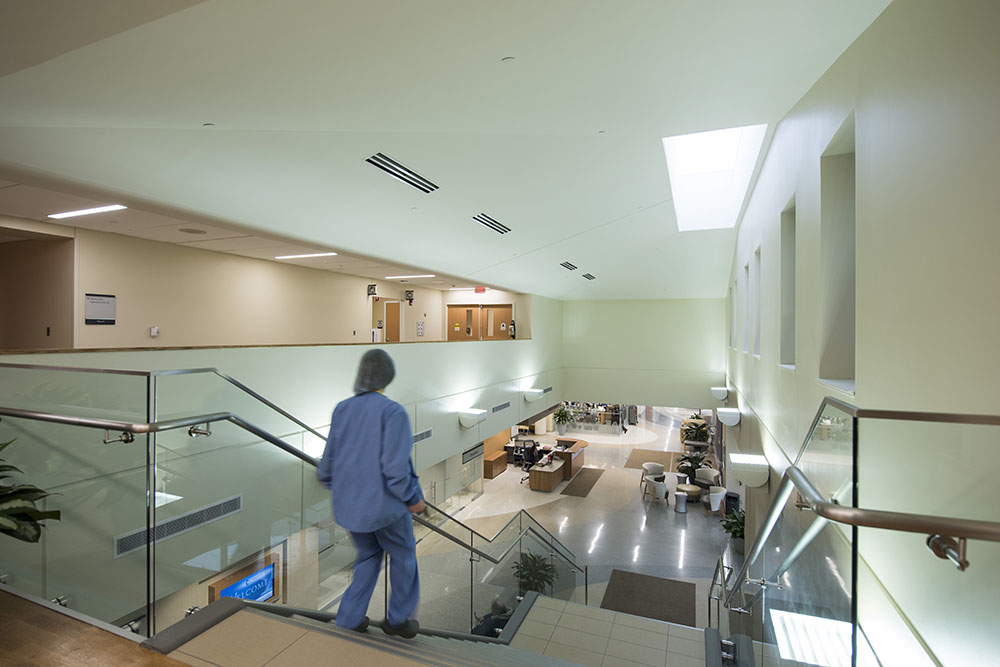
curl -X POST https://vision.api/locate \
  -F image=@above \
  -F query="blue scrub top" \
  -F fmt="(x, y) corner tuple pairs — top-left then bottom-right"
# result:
(317, 391), (423, 533)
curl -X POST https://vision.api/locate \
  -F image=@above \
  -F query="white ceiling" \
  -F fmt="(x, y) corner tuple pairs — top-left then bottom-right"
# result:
(0, 0), (891, 300)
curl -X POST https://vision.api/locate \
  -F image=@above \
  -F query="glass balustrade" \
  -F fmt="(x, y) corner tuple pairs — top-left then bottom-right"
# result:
(0, 363), (588, 642)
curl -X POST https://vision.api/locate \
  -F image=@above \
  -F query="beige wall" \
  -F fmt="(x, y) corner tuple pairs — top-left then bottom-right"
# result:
(561, 299), (727, 407)
(73, 229), (447, 348)
(725, 2), (1000, 664)
(441, 288), (529, 339)
(0, 238), (74, 349)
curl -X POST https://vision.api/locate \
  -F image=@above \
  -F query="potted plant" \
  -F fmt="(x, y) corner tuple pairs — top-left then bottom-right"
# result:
(682, 418), (710, 449)
(721, 509), (745, 554)
(0, 439), (61, 543)
(552, 406), (573, 435)
(675, 451), (712, 484)
(512, 551), (558, 596)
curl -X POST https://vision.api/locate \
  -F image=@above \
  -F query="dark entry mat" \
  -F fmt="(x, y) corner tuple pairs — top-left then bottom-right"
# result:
(599, 569), (696, 626)
(559, 468), (604, 497)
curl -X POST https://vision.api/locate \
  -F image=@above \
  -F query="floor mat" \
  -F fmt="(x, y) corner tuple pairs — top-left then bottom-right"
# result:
(559, 468), (604, 497)
(599, 569), (696, 626)
(623, 448), (676, 471)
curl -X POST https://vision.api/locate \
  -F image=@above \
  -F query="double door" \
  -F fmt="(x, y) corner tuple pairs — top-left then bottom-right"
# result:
(447, 304), (513, 341)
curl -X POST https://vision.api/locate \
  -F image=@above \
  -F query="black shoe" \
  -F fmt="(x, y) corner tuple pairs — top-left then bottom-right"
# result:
(380, 618), (419, 639)
(351, 616), (370, 633)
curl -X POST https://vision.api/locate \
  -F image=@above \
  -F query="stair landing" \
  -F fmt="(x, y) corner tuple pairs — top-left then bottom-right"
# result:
(508, 596), (707, 667)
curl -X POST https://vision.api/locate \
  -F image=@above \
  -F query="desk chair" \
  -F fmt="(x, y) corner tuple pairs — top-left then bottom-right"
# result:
(520, 445), (540, 484)
(512, 444), (524, 465)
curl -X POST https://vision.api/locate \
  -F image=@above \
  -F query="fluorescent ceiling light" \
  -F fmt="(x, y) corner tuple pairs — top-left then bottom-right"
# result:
(274, 252), (337, 259)
(48, 204), (126, 219)
(662, 124), (767, 231)
(449, 287), (489, 291)
(385, 274), (435, 279)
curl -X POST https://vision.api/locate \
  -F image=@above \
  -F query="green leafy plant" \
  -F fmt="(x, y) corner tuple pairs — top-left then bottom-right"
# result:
(682, 419), (709, 443)
(0, 439), (61, 543)
(552, 407), (573, 425)
(720, 509), (745, 540)
(512, 551), (558, 595)
(676, 452), (712, 481)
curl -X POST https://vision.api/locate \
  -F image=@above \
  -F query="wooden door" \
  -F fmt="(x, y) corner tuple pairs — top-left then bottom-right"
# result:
(447, 304), (480, 341)
(482, 304), (513, 340)
(385, 301), (400, 342)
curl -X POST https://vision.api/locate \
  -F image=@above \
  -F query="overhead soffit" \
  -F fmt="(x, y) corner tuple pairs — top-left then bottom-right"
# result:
(0, 1), (892, 301)
(0, 183), (479, 290)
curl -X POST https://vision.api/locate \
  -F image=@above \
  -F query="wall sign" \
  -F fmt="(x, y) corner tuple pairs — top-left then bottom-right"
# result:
(85, 293), (116, 325)
(219, 563), (275, 602)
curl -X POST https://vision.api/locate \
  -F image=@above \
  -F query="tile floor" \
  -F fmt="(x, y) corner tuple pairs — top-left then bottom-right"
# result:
(510, 596), (707, 667)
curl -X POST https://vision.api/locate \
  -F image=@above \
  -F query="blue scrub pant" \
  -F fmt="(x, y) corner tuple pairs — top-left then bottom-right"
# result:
(336, 513), (420, 629)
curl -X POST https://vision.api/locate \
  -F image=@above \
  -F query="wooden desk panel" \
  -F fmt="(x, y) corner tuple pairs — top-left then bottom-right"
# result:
(528, 460), (564, 492)
(550, 439), (588, 479)
(484, 451), (507, 479)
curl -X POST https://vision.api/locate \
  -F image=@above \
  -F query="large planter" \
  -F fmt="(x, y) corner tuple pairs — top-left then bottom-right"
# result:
(731, 537), (745, 554)
(558, 423), (567, 435)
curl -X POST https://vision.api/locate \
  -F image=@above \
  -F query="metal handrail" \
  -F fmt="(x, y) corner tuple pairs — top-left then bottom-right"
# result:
(423, 500), (580, 567)
(0, 403), (583, 573)
(151, 367), (327, 441)
(723, 398), (1000, 609)
(0, 362), (328, 441)
(0, 361), (152, 376)
(0, 406), (316, 465)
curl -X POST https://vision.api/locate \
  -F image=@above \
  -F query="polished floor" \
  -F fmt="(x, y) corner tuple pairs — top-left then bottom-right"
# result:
(450, 407), (733, 629)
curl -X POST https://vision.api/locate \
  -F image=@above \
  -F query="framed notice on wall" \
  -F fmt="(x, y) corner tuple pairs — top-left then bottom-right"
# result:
(85, 293), (116, 325)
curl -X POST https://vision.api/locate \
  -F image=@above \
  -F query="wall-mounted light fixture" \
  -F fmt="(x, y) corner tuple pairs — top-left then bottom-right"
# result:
(523, 388), (544, 403)
(711, 386), (729, 401)
(458, 408), (487, 428)
(717, 408), (741, 426)
(727, 452), (770, 488)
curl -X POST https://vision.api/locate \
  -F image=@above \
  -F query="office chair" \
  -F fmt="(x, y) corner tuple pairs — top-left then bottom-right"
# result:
(520, 445), (539, 484)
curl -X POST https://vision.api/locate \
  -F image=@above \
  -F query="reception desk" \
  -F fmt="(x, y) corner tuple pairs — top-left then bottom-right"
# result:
(543, 438), (588, 480)
(529, 459), (564, 492)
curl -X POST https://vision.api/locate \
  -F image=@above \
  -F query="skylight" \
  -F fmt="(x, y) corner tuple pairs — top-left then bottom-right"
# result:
(662, 124), (767, 231)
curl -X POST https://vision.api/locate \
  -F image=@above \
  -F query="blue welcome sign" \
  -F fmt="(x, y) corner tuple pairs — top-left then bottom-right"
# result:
(219, 563), (275, 602)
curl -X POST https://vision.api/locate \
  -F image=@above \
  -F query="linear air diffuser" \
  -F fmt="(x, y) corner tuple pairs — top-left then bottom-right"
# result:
(474, 213), (511, 234)
(366, 153), (439, 193)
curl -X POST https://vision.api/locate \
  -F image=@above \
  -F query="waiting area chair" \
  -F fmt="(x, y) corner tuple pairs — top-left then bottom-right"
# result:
(692, 467), (721, 493)
(702, 486), (727, 515)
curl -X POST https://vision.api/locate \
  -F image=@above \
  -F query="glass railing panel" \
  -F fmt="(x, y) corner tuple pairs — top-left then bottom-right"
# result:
(150, 423), (328, 634)
(0, 368), (150, 628)
(756, 500), (858, 667)
(518, 511), (577, 565)
(413, 522), (474, 633)
(856, 417), (997, 667)
(0, 364), (149, 421)
(152, 372), (326, 459)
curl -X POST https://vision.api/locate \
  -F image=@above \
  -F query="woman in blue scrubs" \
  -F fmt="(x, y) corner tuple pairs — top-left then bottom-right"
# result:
(317, 349), (425, 637)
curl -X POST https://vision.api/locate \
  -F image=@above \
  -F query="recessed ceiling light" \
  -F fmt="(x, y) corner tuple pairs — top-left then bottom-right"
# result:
(385, 274), (435, 280)
(48, 204), (126, 219)
(662, 123), (767, 231)
(274, 252), (338, 259)
(178, 228), (207, 235)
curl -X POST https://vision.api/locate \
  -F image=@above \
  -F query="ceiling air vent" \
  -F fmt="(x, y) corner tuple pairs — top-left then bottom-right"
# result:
(365, 153), (439, 194)
(582, 273), (596, 280)
(473, 213), (511, 235)
(560, 262), (578, 271)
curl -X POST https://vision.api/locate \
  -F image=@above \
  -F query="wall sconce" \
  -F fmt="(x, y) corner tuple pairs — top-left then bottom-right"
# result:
(523, 388), (544, 403)
(711, 386), (729, 401)
(717, 408), (741, 426)
(727, 452), (770, 488)
(458, 408), (487, 428)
